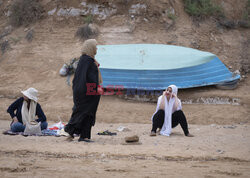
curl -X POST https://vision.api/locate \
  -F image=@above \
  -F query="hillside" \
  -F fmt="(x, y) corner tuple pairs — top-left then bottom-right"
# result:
(0, 1), (250, 177)
(0, 0), (249, 124)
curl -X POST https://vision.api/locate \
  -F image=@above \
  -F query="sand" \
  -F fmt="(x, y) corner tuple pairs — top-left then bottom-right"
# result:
(1, 117), (250, 177)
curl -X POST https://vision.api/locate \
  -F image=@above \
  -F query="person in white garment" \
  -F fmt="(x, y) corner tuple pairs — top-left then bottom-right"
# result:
(150, 85), (193, 137)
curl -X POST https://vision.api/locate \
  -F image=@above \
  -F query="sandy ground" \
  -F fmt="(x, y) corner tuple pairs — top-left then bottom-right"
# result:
(0, 119), (250, 178)
(0, 0), (250, 177)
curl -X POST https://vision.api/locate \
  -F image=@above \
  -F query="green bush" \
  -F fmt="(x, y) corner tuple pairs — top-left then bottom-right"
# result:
(183, 0), (223, 18)
(83, 15), (94, 24)
(243, 0), (250, 21)
(1, 40), (9, 54)
(9, 0), (44, 27)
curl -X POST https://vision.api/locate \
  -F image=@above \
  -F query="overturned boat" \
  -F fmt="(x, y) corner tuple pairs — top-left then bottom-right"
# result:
(96, 44), (240, 90)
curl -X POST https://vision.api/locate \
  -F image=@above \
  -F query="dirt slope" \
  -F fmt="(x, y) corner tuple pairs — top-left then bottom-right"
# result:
(0, 0), (249, 124)
(0, 1), (250, 178)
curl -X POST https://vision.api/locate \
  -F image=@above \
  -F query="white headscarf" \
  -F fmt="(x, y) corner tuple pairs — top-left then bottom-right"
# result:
(151, 85), (182, 136)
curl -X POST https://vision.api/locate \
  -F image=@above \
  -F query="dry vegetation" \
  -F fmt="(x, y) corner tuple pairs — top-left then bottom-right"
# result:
(9, 0), (44, 27)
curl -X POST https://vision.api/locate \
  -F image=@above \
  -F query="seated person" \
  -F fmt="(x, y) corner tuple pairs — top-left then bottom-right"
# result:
(7, 88), (48, 132)
(150, 85), (193, 137)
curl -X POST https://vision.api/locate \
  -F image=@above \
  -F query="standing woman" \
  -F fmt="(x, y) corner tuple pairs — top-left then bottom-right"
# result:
(64, 39), (102, 142)
(150, 85), (193, 137)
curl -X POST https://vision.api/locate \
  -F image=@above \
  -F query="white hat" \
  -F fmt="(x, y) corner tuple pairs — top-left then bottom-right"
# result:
(21, 88), (38, 102)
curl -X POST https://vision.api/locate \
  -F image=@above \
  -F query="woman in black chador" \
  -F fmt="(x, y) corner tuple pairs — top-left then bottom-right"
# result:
(64, 39), (103, 142)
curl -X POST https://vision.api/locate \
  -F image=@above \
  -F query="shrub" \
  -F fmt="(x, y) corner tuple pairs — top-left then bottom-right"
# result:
(9, 0), (44, 27)
(183, 0), (223, 18)
(75, 24), (99, 40)
(83, 15), (94, 24)
(25, 29), (34, 42)
(168, 13), (177, 21)
(1, 40), (9, 54)
(243, 0), (250, 21)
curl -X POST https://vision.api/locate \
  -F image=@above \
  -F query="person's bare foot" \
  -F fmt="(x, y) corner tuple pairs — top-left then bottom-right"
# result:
(186, 133), (194, 137)
(150, 131), (156, 136)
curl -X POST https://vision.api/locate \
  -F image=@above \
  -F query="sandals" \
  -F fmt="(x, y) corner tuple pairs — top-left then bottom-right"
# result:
(97, 130), (117, 136)
(78, 138), (94, 142)
(150, 131), (156, 136)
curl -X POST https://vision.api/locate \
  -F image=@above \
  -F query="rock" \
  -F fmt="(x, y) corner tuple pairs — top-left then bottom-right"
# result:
(117, 126), (130, 132)
(26, 30), (33, 42)
(5, 10), (11, 17)
(129, 3), (147, 15)
(167, 41), (177, 45)
(125, 135), (139, 142)
(233, 70), (240, 75)
(223, 125), (237, 129)
(0, 25), (13, 40)
(216, 149), (225, 154)
(191, 41), (200, 49)
(48, 8), (57, 16)
(101, 153), (105, 158)
(165, 18), (175, 30)
(218, 18), (236, 29)
(238, 20), (250, 28)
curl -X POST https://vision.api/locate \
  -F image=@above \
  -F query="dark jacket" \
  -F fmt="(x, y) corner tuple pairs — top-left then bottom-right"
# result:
(7, 97), (47, 124)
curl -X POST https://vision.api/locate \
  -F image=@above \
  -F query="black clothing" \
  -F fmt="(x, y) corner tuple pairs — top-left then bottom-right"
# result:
(151, 109), (189, 136)
(65, 54), (101, 138)
(7, 97), (47, 124)
(151, 109), (165, 132)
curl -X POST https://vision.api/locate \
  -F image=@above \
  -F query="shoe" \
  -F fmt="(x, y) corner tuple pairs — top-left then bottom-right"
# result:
(186, 133), (194, 137)
(78, 137), (94, 142)
(150, 131), (156, 136)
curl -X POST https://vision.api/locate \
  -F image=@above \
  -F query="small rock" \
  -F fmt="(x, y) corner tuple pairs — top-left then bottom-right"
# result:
(218, 18), (236, 29)
(48, 8), (57, 16)
(101, 153), (105, 158)
(238, 20), (250, 28)
(223, 125), (237, 129)
(165, 18), (175, 30)
(191, 41), (200, 49)
(234, 70), (240, 75)
(167, 41), (177, 45)
(216, 149), (225, 154)
(117, 126), (126, 132)
(125, 135), (139, 142)
(116, 126), (130, 132)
